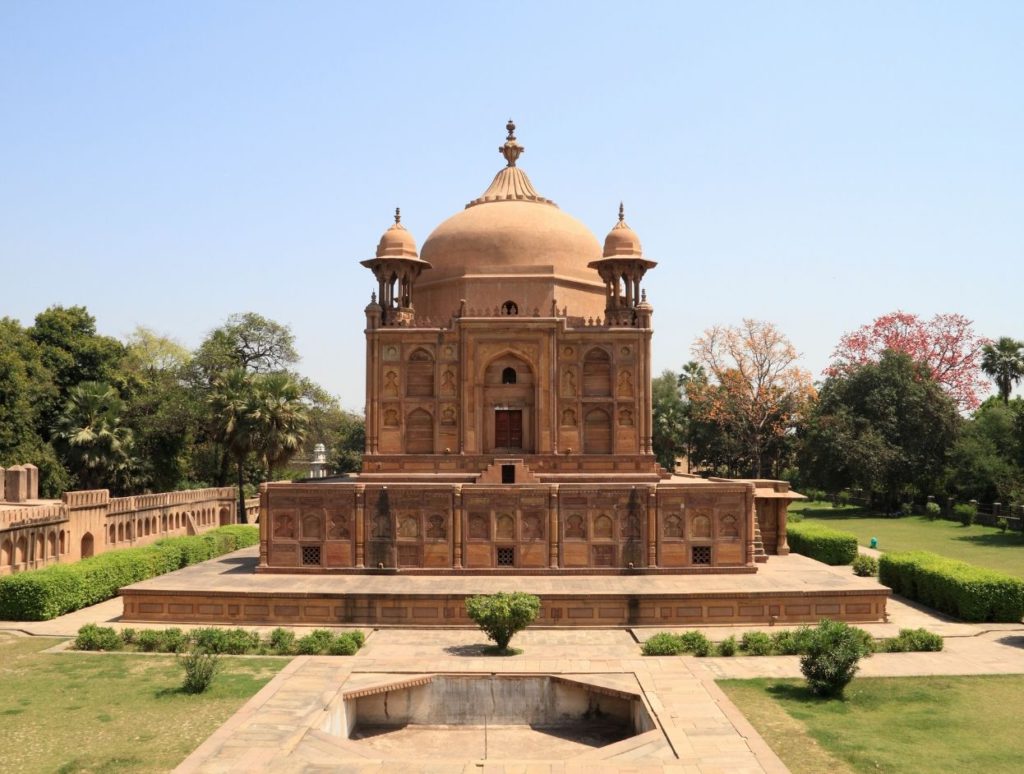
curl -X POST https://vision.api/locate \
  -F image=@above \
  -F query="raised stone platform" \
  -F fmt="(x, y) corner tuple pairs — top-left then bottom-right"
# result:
(120, 547), (889, 626)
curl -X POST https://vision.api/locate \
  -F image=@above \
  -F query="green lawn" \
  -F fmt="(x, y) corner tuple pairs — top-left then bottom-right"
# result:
(791, 502), (1024, 578)
(0, 633), (285, 773)
(721, 675), (1024, 774)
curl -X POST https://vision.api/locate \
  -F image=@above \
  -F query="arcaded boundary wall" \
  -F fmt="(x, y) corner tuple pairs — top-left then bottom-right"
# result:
(0, 487), (251, 575)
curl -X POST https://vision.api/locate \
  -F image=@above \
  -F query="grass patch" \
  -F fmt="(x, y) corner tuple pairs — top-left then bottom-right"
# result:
(0, 632), (284, 773)
(791, 502), (1024, 578)
(721, 674), (1024, 774)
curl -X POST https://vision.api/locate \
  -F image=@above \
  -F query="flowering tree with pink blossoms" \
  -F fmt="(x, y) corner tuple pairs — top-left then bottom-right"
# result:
(825, 311), (989, 411)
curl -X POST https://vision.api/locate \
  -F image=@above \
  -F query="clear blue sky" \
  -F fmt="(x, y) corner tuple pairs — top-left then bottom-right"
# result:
(2, 1), (1021, 409)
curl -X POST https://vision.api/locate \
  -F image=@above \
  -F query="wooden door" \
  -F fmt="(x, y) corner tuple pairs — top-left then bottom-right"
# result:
(495, 409), (523, 449)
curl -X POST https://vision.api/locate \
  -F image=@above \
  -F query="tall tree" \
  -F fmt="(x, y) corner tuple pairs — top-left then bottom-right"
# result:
(327, 410), (366, 474)
(690, 320), (815, 478)
(193, 312), (298, 382)
(944, 398), (1024, 504)
(51, 381), (136, 492)
(652, 370), (687, 472)
(801, 351), (960, 507)
(208, 369), (260, 524)
(980, 337), (1024, 404)
(827, 311), (987, 411)
(120, 327), (199, 492)
(251, 372), (308, 481)
(29, 306), (125, 431)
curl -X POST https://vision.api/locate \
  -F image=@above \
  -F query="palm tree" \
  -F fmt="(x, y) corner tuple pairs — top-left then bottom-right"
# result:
(208, 368), (259, 524)
(981, 337), (1024, 404)
(52, 381), (135, 491)
(252, 372), (308, 480)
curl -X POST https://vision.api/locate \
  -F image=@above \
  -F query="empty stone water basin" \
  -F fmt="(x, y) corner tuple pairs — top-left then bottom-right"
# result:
(322, 673), (657, 760)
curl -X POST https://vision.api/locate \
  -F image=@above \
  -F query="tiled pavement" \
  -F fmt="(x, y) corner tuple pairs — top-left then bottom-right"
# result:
(175, 629), (789, 773)
(4, 547), (1024, 772)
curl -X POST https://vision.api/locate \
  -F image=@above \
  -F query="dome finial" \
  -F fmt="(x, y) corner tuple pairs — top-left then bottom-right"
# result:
(618, 202), (625, 223)
(394, 207), (401, 225)
(499, 118), (524, 167)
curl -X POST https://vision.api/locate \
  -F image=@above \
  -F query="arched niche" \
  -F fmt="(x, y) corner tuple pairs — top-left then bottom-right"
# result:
(405, 409), (434, 453)
(583, 347), (612, 397)
(583, 408), (612, 454)
(406, 348), (434, 397)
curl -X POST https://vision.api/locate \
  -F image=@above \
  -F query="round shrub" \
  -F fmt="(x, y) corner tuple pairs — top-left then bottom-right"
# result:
(179, 648), (220, 694)
(218, 628), (260, 655)
(641, 632), (685, 656)
(925, 501), (941, 520)
(465, 591), (541, 651)
(160, 628), (189, 653)
(954, 503), (977, 526)
(852, 554), (879, 577)
(327, 633), (360, 656)
(678, 630), (712, 655)
(267, 627), (296, 655)
(799, 619), (873, 697)
(119, 627), (137, 645)
(136, 629), (164, 652)
(882, 628), (944, 652)
(74, 623), (121, 651)
(740, 631), (774, 656)
(296, 629), (336, 655)
(717, 636), (737, 657)
(771, 625), (814, 655)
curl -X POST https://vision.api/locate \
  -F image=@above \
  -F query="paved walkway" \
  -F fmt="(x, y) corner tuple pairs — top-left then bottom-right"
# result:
(176, 629), (788, 773)
(4, 550), (1023, 772)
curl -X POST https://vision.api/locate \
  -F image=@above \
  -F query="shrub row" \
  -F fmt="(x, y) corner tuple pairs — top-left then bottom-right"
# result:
(641, 624), (941, 657)
(787, 522), (859, 565)
(0, 526), (259, 621)
(74, 623), (365, 656)
(878, 551), (1024, 623)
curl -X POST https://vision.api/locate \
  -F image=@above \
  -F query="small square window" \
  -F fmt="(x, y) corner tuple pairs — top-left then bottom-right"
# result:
(496, 547), (515, 566)
(301, 546), (321, 566)
(691, 546), (711, 565)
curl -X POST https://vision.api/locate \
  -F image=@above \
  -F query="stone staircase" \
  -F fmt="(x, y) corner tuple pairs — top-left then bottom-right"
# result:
(475, 458), (540, 484)
(752, 518), (769, 563)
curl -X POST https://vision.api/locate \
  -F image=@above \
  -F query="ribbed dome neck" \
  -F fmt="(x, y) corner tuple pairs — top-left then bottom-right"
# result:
(465, 119), (557, 209)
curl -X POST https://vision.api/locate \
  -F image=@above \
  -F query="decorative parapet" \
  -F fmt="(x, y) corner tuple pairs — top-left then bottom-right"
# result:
(62, 490), (110, 509)
(0, 503), (67, 530)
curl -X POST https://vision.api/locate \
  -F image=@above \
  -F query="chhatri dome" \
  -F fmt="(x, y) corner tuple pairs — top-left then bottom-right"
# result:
(374, 207), (420, 258)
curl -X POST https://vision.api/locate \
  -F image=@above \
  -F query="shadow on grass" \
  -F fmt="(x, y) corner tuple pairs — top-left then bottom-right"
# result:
(949, 532), (1024, 548)
(797, 507), (873, 520)
(765, 682), (843, 704)
(442, 644), (523, 657)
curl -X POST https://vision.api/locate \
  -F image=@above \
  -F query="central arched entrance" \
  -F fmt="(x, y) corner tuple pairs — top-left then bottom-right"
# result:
(483, 353), (535, 453)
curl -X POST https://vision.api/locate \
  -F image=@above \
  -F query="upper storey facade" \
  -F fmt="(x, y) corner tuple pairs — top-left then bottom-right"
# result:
(359, 123), (659, 475)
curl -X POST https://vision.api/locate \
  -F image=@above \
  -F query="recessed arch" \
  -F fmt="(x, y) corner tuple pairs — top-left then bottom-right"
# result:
(407, 348), (435, 397)
(583, 408), (612, 454)
(81, 532), (94, 559)
(405, 409), (434, 454)
(583, 347), (612, 397)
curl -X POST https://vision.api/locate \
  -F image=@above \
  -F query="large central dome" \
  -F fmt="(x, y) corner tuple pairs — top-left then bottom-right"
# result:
(420, 200), (603, 284)
(418, 122), (604, 303)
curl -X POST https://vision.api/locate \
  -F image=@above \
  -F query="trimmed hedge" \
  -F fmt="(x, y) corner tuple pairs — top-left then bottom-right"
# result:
(0, 526), (258, 621)
(879, 551), (1024, 623)
(787, 522), (859, 565)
